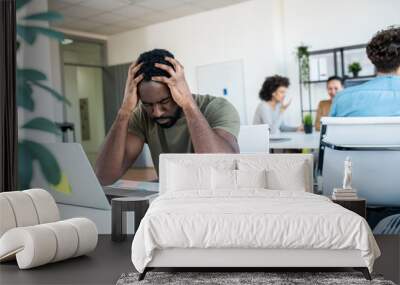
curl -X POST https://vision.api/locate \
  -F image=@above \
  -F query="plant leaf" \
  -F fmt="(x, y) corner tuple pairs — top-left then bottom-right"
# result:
(17, 25), (37, 44)
(23, 11), (63, 22)
(16, 81), (34, 111)
(18, 141), (33, 190)
(24, 140), (61, 185)
(31, 81), (71, 106)
(17, 25), (64, 44)
(22, 117), (61, 136)
(17, 68), (47, 81)
(16, 0), (32, 10)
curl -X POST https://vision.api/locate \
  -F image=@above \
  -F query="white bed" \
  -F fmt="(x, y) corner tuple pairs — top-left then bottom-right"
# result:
(131, 154), (380, 280)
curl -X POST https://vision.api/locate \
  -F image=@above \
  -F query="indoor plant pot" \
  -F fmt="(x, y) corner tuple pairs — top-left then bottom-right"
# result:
(304, 124), (313, 134)
(303, 114), (313, 134)
(348, 62), (362, 78)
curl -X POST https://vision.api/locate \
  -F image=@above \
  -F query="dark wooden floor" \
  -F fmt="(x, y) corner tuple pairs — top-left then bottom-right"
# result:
(0, 235), (134, 285)
(1, 235), (398, 285)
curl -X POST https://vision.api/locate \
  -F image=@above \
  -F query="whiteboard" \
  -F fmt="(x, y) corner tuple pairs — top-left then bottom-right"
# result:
(196, 59), (247, 124)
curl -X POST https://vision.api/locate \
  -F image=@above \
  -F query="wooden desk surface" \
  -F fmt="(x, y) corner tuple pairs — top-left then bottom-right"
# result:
(122, 167), (157, 181)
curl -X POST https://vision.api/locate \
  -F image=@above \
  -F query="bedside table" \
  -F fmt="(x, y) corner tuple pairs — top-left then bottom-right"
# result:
(111, 194), (158, 242)
(332, 198), (366, 219)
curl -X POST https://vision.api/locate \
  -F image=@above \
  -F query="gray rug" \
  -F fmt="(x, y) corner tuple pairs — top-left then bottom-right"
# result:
(116, 271), (396, 285)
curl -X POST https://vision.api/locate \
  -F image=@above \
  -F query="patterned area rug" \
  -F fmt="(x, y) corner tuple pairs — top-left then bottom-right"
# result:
(116, 271), (396, 285)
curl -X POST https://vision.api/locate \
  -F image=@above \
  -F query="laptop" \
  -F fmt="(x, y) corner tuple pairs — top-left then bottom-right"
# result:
(31, 143), (158, 210)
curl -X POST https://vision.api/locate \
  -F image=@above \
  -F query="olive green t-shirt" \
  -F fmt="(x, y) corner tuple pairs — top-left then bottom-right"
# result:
(128, 94), (240, 175)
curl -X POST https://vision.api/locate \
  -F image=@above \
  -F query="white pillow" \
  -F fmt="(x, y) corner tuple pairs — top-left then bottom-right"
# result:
(211, 168), (236, 190)
(167, 162), (211, 191)
(237, 158), (310, 191)
(166, 158), (237, 192)
(266, 163), (307, 191)
(236, 169), (267, 189)
(211, 169), (268, 190)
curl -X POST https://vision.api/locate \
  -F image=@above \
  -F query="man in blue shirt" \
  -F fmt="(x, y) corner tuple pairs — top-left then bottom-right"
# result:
(330, 26), (400, 117)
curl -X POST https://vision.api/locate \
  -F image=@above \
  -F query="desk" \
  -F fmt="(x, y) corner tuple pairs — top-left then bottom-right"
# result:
(269, 132), (321, 150)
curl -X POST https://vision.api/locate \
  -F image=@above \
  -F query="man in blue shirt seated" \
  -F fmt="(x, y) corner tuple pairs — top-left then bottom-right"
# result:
(330, 26), (400, 117)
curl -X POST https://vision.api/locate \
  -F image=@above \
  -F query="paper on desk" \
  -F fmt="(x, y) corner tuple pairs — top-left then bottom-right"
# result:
(109, 180), (159, 192)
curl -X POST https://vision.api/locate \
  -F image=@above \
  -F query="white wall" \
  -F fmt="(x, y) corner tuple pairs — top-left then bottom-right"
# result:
(107, 0), (285, 124)
(107, 0), (400, 126)
(281, 0), (400, 125)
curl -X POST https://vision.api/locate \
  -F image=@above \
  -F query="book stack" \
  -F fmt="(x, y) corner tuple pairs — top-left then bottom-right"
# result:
(332, 188), (358, 200)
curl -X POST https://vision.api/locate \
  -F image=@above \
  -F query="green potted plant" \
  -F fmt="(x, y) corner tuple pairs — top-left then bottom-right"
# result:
(348, 62), (362, 77)
(303, 113), (313, 134)
(297, 44), (310, 87)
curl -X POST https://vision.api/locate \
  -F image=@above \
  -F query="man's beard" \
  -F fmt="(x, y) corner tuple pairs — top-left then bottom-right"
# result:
(153, 108), (182, 128)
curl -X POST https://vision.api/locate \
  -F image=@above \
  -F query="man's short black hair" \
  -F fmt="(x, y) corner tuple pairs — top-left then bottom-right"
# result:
(135, 49), (175, 81)
(367, 26), (400, 73)
(327, 76), (343, 85)
(259, 75), (290, 101)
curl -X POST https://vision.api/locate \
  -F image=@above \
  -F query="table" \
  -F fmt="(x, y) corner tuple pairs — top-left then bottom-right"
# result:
(331, 198), (367, 219)
(111, 194), (158, 242)
(269, 132), (321, 150)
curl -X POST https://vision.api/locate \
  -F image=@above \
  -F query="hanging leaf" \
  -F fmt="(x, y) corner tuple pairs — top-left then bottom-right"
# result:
(31, 81), (71, 106)
(32, 26), (64, 42)
(24, 140), (61, 185)
(16, 0), (32, 10)
(18, 141), (34, 190)
(22, 117), (61, 136)
(17, 68), (47, 81)
(16, 25), (37, 44)
(23, 11), (63, 22)
(16, 81), (34, 111)
(17, 25), (64, 45)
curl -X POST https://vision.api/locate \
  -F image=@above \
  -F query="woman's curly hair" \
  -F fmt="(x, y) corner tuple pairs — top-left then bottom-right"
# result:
(367, 26), (400, 73)
(259, 75), (290, 101)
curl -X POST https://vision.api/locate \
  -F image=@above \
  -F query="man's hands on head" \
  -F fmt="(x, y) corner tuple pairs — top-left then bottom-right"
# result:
(120, 62), (143, 115)
(152, 57), (195, 110)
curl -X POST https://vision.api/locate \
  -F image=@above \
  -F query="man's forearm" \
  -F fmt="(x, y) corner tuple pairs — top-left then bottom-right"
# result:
(95, 110), (130, 185)
(183, 102), (236, 153)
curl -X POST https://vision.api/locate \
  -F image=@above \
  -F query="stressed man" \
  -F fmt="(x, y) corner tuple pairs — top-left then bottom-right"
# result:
(95, 49), (240, 185)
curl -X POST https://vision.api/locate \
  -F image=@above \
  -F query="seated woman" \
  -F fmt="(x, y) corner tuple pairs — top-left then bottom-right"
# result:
(253, 75), (302, 135)
(315, 76), (343, 131)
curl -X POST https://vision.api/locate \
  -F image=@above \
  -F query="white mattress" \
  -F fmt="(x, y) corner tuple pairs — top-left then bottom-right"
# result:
(131, 190), (380, 272)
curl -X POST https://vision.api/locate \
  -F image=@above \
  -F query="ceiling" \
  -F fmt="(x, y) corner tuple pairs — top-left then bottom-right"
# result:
(49, 0), (250, 36)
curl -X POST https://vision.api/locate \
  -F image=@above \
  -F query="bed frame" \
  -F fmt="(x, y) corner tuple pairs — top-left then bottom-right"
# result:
(137, 154), (373, 281)
(138, 248), (371, 280)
